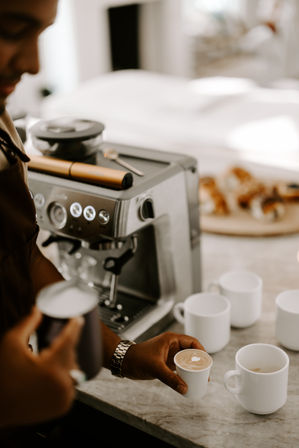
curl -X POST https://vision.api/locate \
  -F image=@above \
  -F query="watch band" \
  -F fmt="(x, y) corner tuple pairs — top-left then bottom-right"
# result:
(110, 340), (136, 378)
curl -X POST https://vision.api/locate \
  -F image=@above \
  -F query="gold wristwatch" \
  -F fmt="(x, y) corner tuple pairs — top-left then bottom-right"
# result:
(110, 340), (136, 377)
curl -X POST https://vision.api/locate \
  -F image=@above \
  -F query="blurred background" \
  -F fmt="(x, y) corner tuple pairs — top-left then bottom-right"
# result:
(8, 0), (299, 172)
(8, 0), (299, 116)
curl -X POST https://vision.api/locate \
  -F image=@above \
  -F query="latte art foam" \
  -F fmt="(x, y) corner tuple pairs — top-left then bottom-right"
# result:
(175, 349), (212, 371)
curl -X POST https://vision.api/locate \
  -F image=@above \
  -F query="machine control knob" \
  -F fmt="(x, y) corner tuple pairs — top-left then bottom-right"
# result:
(70, 202), (82, 218)
(98, 209), (110, 225)
(34, 193), (45, 209)
(139, 198), (154, 221)
(83, 205), (96, 221)
(48, 202), (67, 229)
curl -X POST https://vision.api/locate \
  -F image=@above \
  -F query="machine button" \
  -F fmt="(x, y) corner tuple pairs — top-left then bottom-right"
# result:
(70, 202), (82, 218)
(48, 202), (67, 229)
(34, 193), (45, 209)
(139, 198), (154, 221)
(83, 205), (96, 221)
(98, 209), (110, 225)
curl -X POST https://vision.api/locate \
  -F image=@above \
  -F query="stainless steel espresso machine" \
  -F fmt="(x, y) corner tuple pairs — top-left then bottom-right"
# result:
(27, 118), (201, 341)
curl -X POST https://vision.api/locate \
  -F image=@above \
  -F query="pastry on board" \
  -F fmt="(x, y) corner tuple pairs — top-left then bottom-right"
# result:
(199, 166), (289, 223)
(199, 176), (230, 215)
(235, 179), (266, 209)
(219, 166), (253, 191)
(250, 193), (285, 222)
(273, 182), (299, 201)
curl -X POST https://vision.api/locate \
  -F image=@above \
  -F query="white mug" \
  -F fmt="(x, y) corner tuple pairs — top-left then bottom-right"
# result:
(173, 292), (231, 353)
(224, 343), (289, 415)
(209, 270), (262, 328)
(275, 289), (299, 351)
(174, 349), (213, 400)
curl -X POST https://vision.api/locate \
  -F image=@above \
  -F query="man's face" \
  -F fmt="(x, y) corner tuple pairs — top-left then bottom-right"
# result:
(0, 0), (58, 110)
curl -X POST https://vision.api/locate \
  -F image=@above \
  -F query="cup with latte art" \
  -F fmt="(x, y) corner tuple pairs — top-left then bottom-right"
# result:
(174, 348), (213, 400)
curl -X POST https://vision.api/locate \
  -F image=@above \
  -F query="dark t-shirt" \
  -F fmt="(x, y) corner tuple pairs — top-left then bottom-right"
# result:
(0, 110), (38, 335)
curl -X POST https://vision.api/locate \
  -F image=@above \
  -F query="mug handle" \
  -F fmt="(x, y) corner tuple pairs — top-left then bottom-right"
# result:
(207, 281), (220, 293)
(173, 303), (185, 325)
(224, 370), (242, 395)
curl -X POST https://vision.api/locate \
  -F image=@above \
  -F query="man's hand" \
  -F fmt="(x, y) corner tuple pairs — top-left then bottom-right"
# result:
(121, 332), (205, 395)
(0, 306), (84, 428)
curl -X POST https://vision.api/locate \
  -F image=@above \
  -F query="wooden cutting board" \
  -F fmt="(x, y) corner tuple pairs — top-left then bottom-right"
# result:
(200, 202), (299, 236)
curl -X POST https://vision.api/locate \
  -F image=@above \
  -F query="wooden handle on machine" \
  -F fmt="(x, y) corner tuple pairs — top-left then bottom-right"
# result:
(28, 155), (133, 190)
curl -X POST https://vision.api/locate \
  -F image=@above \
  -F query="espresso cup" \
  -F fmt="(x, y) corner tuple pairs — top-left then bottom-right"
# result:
(275, 289), (299, 351)
(224, 343), (289, 414)
(209, 270), (262, 328)
(174, 349), (213, 400)
(173, 292), (231, 353)
(36, 279), (102, 380)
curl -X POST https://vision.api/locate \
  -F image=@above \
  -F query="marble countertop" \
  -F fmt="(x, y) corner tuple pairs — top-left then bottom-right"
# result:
(77, 231), (299, 448)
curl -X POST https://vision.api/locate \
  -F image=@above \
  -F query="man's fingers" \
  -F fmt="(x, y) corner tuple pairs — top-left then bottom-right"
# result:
(157, 365), (188, 395)
(12, 306), (42, 343)
(178, 335), (206, 352)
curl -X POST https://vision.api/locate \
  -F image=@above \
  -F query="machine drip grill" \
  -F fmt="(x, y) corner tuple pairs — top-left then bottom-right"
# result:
(98, 291), (153, 333)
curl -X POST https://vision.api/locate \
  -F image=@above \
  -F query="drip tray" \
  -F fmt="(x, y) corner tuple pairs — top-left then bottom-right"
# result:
(98, 291), (153, 334)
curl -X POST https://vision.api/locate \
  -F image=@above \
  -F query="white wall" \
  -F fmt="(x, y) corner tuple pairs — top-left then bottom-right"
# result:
(40, 0), (79, 93)
(67, 0), (192, 82)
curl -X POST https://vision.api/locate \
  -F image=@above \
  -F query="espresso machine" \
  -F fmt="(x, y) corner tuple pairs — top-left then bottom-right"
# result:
(27, 118), (201, 341)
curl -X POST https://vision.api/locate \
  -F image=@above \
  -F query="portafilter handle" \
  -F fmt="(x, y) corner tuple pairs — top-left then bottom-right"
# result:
(42, 234), (81, 255)
(103, 248), (135, 276)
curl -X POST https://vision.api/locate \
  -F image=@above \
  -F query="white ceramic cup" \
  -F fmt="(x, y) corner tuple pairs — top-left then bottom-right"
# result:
(174, 349), (213, 400)
(173, 292), (231, 353)
(275, 289), (299, 351)
(209, 270), (262, 328)
(224, 343), (289, 415)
